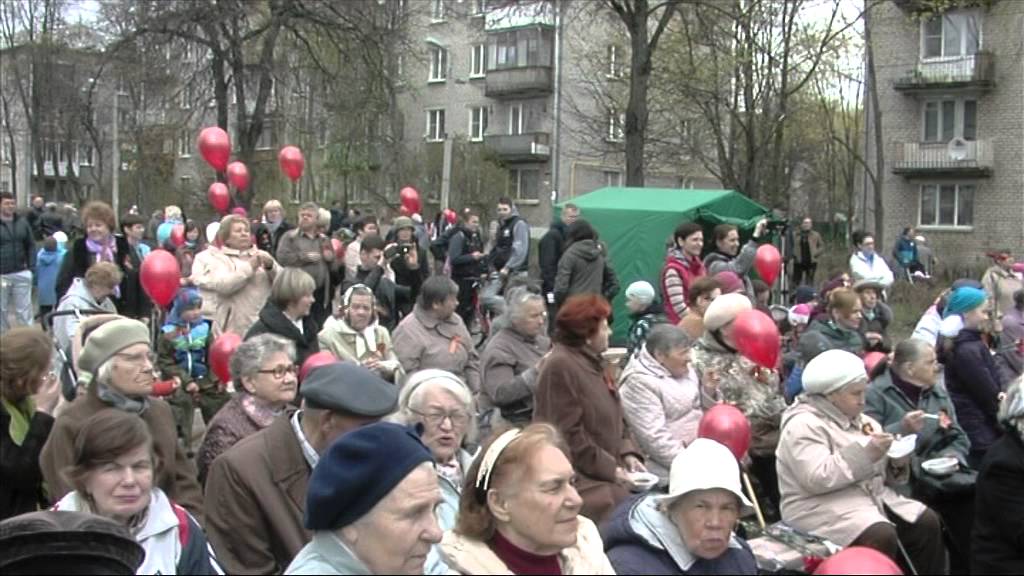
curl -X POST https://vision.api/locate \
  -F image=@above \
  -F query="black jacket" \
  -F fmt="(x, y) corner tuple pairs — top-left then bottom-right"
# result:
(254, 221), (294, 257)
(118, 239), (154, 320)
(447, 227), (485, 280)
(389, 245), (430, 316)
(972, 431), (1024, 574)
(0, 214), (36, 275)
(939, 329), (1004, 452)
(244, 302), (320, 367)
(0, 404), (54, 520)
(538, 221), (568, 295)
(553, 239), (619, 307)
(55, 236), (133, 305)
(39, 210), (64, 237)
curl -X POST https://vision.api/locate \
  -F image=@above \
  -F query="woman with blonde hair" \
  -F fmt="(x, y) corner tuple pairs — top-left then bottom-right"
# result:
(245, 267), (320, 366)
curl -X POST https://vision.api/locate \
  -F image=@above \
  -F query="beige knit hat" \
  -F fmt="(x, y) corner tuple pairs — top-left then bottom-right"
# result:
(703, 293), (753, 332)
(76, 317), (151, 386)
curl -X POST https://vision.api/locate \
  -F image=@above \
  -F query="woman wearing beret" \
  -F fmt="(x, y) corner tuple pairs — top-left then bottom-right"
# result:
(777, 349), (945, 574)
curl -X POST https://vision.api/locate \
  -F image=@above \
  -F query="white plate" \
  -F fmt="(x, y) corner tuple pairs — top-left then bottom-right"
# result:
(887, 434), (917, 459)
(921, 457), (958, 477)
(628, 471), (659, 491)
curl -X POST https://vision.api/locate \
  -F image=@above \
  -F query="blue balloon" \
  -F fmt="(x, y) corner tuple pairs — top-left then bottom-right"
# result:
(157, 221), (175, 244)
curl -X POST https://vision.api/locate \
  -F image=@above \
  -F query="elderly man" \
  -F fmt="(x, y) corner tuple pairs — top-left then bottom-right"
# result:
(480, 287), (551, 428)
(39, 316), (204, 519)
(286, 422), (443, 575)
(255, 199), (294, 255)
(204, 362), (398, 575)
(277, 202), (336, 328)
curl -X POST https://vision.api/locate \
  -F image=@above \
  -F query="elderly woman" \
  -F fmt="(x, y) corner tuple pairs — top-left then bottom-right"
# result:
(480, 287), (551, 427)
(40, 317), (204, 520)
(803, 288), (866, 355)
(53, 410), (219, 574)
(190, 214), (279, 337)
(690, 293), (784, 514)
(973, 375), (1024, 574)
(53, 262), (122, 397)
(1, 327), (61, 520)
(196, 333), (297, 483)
(392, 369), (477, 574)
(55, 201), (132, 304)
(624, 281), (665, 359)
(777, 349), (946, 574)
(534, 294), (645, 523)
(620, 325), (720, 483)
(245, 267), (320, 366)
(392, 275), (481, 393)
(439, 423), (615, 574)
(602, 438), (758, 574)
(318, 284), (403, 383)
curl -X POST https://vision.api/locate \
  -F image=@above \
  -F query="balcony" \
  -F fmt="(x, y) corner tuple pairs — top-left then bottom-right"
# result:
(485, 132), (551, 163)
(485, 2), (555, 31)
(892, 139), (993, 178)
(485, 66), (553, 99)
(894, 52), (995, 94)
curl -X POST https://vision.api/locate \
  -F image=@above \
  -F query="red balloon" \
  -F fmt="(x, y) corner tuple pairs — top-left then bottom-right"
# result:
(208, 182), (230, 214)
(209, 332), (243, 384)
(197, 127), (231, 172)
(732, 308), (781, 369)
(697, 404), (752, 461)
(399, 186), (421, 214)
(169, 223), (186, 247)
(863, 351), (887, 375)
(139, 249), (181, 308)
(331, 238), (345, 261)
(755, 244), (782, 286)
(813, 546), (903, 575)
(444, 208), (457, 225)
(300, 351), (338, 383)
(226, 161), (250, 191)
(278, 146), (305, 182)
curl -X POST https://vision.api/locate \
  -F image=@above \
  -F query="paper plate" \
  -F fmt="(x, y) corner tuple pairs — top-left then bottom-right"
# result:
(921, 457), (958, 477)
(628, 471), (659, 491)
(887, 434), (917, 459)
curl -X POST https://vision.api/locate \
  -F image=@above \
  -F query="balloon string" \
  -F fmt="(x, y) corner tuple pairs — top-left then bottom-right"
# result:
(742, 471), (767, 529)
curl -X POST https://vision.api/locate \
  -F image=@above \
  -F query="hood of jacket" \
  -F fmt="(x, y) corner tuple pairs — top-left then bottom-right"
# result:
(61, 277), (106, 309)
(37, 248), (65, 265)
(565, 238), (602, 262)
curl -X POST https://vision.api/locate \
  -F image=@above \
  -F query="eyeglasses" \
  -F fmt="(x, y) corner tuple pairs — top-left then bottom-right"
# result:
(410, 408), (471, 428)
(257, 364), (299, 379)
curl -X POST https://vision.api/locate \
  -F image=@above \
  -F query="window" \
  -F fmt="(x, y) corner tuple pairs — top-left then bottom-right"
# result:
(180, 176), (193, 190)
(469, 107), (488, 141)
(919, 184), (974, 227)
(256, 118), (277, 150)
(604, 170), (622, 187)
(177, 131), (190, 157)
(607, 45), (623, 78)
(607, 107), (624, 142)
(426, 109), (446, 141)
(78, 143), (94, 166)
(509, 103), (523, 135)
(923, 99), (976, 142)
(473, 0), (486, 15)
(922, 12), (980, 59)
(431, 0), (445, 21)
(493, 31), (518, 68)
(470, 44), (486, 78)
(429, 44), (448, 82)
(180, 84), (192, 109)
(508, 168), (539, 201)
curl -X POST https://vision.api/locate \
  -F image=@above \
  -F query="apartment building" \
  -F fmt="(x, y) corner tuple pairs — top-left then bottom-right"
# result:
(865, 0), (1024, 270)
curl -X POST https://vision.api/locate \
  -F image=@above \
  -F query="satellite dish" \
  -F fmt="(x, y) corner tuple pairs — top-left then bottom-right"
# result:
(947, 137), (968, 161)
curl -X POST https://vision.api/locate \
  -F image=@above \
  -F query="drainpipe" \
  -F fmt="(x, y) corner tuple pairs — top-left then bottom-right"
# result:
(550, 0), (563, 209)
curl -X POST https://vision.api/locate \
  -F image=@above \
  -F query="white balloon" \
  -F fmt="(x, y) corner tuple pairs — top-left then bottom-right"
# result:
(206, 222), (220, 243)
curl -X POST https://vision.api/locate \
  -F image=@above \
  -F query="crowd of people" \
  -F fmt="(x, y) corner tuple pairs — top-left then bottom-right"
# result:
(1, 188), (1023, 575)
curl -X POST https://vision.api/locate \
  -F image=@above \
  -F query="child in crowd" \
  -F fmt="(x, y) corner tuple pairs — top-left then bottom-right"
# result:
(34, 236), (66, 318)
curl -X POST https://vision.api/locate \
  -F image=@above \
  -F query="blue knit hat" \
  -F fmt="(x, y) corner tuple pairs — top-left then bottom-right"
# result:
(304, 422), (433, 531)
(943, 286), (987, 318)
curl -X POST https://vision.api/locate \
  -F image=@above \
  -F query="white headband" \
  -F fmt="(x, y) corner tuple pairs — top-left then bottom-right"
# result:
(474, 429), (522, 492)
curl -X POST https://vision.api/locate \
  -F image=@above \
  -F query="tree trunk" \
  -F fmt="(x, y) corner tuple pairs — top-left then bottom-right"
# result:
(624, 3), (649, 187)
(864, 2), (885, 247)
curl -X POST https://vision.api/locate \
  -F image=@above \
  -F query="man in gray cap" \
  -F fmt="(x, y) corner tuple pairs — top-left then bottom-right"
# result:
(203, 362), (399, 575)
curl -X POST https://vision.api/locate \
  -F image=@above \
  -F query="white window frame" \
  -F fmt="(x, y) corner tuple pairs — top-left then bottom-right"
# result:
(429, 44), (448, 83)
(426, 108), (446, 142)
(603, 170), (622, 187)
(606, 44), (623, 79)
(921, 98), (977, 143)
(920, 11), (981, 60)
(78, 142), (94, 166)
(473, 0), (486, 16)
(508, 168), (539, 201)
(470, 43), (486, 78)
(180, 84), (191, 109)
(918, 183), (975, 229)
(431, 0), (446, 22)
(177, 131), (190, 157)
(469, 106), (488, 142)
(508, 103), (524, 135)
(607, 107), (624, 142)
(255, 118), (276, 150)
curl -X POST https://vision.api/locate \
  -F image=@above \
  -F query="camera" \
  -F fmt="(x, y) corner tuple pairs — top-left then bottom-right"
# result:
(384, 242), (414, 260)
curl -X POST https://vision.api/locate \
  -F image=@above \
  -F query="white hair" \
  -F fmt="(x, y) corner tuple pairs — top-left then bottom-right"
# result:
(393, 369), (477, 444)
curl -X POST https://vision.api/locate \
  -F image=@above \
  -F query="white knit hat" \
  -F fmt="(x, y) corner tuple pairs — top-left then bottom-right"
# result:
(703, 293), (753, 332)
(625, 281), (656, 306)
(655, 438), (753, 511)
(803, 349), (866, 396)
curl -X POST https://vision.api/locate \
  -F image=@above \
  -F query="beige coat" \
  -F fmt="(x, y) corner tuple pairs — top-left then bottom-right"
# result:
(391, 305), (480, 392)
(438, 516), (615, 575)
(776, 394), (926, 546)
(190, 245), (279, 337)
(317, 315), (404, 383)
(982, 265), (1023, 333)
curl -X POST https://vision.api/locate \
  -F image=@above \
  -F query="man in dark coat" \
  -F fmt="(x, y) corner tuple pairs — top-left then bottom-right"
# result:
(203, 363), (397, 575)
(0, 192), (36, 330)
(539, 203), (578, 332)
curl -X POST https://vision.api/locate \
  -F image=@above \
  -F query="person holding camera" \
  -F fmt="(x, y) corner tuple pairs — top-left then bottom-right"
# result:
(703, 219), (769, 302)
(386, 216), (429, 318)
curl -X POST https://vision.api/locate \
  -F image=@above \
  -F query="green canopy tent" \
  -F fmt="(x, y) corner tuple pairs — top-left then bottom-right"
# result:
(555, 187), (771, 344)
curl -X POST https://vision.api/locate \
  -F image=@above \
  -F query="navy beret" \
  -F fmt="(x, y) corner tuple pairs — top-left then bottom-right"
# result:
(300, 362), (398, 417)
(304, 422), (433, 531)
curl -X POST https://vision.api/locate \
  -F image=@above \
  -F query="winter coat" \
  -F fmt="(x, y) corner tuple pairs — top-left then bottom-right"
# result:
(619, 346), (707, 481)
(534, 343), (641, 523)
(342, 265), (399, 331)
(691, 335), (784, 457)
(204, 410), (312, 575)
(190, 244), (279, 337)
(254, 219), (294, 257)
(893, 236), (919, 268)
(54, 488), (218, 575)
(275, 228), (335, 290)
(52, 278), (119, 383)
(776, 394), (926, 546)
(860, 303), (893, 352)
(0, 213), (36, 275)
(118, 236), (153, 320)
(39, 384), (204, 522)
(286, 531), (373, 575)
(392, 305), (481, 393)
(703, 241), (758, 299)
(245, 302), (321, 367)
(438, 515), (616, 575)
(805, 318), (866, 356)
(997, 307), (1024, 383)
(479, 324), (550, 419)
(553, 239), (620, 307)
(661, 249), (706, 324)
(939, 328), (1004, 452)
(0, 399), (54, 520)
(447, 227), (486, 280)
(55, 235), (132, 305)
(972, 431), (1024, 574)
(388, 245), (430, 315)
(196, 391), (280, 484)
(34, 247), (65, 307)
(539, 221), (569, 295)
(792, 229), (825, 265)
(39, 209), (64, 237)
(602, 494), (758, 575)
(626, 302), (666, 359)
(428, 449), (477, 575)
(317, 316), (403, 383)
(982, 265), (1023, 334)
(848, 251), (894, 289)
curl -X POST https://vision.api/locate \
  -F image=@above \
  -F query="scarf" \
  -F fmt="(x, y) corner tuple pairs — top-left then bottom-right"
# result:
(890, 369), (923, 407)
(240, 392), (283, 429)
(2, 396), (35, 446)
(86, 236), (117, 263)
(437, 455), (464, 490)
(96, 382), (150, 415)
